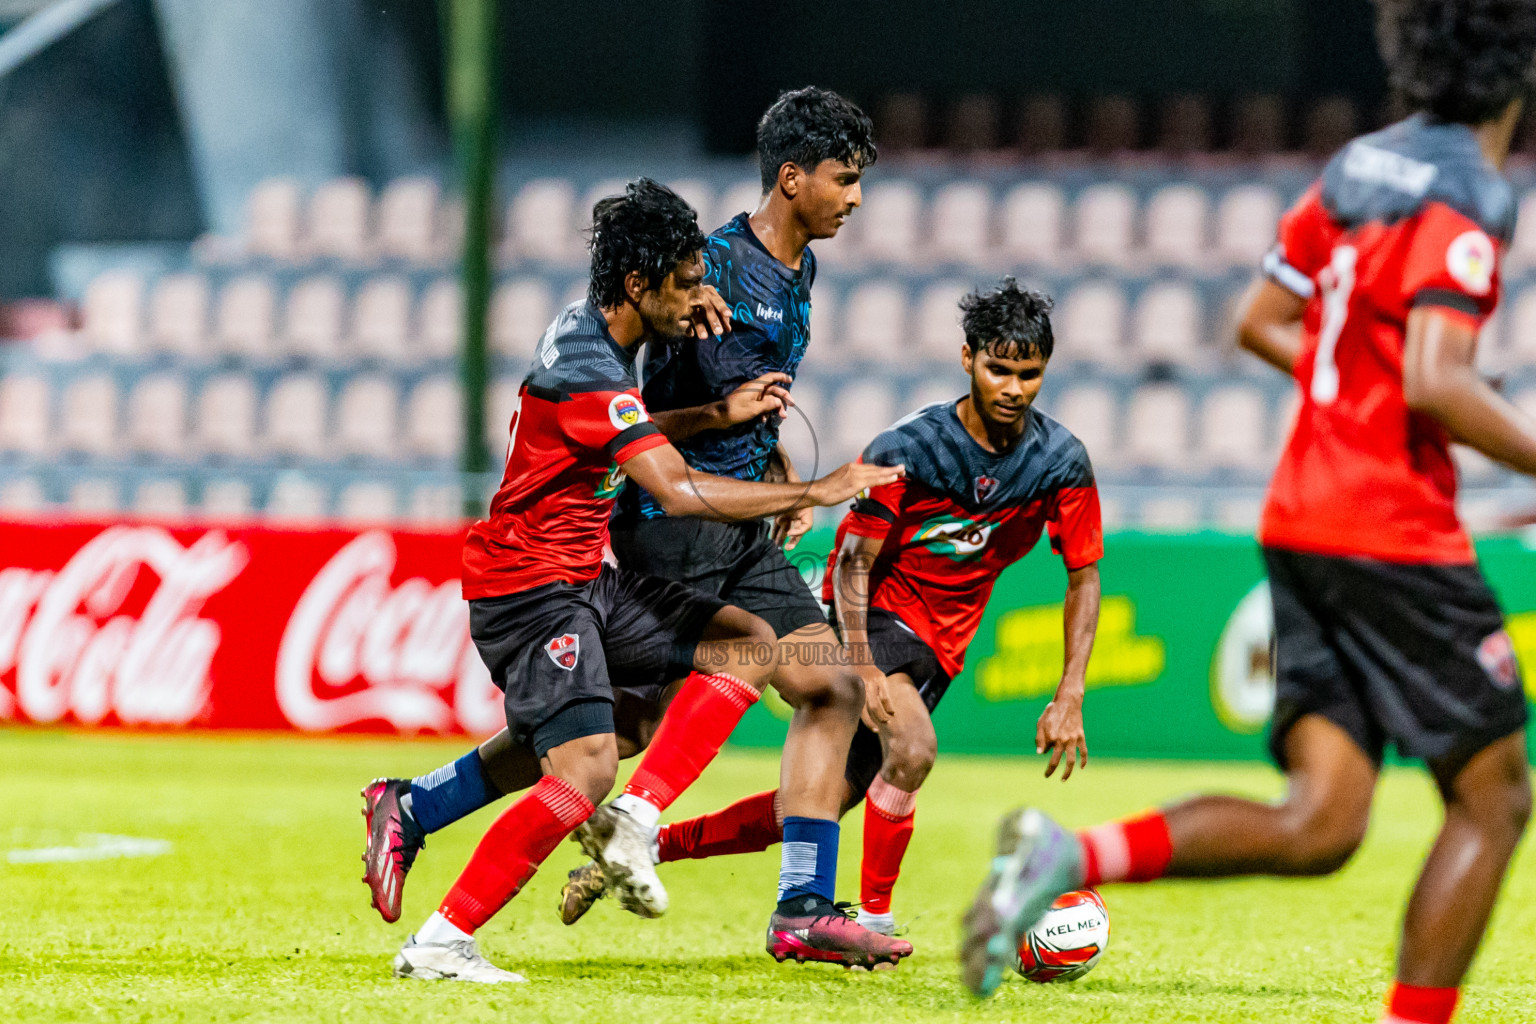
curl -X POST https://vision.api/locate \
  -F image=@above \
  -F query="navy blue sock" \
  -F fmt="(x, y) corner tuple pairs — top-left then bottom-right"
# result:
(777, 816), (840, 905)
(407, 749), (497, 834)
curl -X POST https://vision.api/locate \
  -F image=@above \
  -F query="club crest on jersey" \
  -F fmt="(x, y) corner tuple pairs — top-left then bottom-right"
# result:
(975, 476), (999, 502)
(1477, 629), (1519, 689)
(595, 463), (627, 499)
(1447, 230), (1495, 297)
(910, 515), (996, 561)
(545, 633), (580, 671)
(608, 394), (648, 431)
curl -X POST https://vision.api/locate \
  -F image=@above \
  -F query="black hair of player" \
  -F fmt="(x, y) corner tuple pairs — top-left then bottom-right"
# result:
(960, 277), (1055, 361)
(587, 178), (707, 309)
(1376, 0), (1536, 125)
(757, 86), (878, 191)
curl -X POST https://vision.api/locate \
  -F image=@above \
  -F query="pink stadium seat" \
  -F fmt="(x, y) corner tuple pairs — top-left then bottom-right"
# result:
(1507, 192), (1536, 269)
(0, 476), (46, 512)
(307, 177), (372, 261)
(843, 280), (908, 362)
(404, 376), (462, 460)
(946, 94), (1001, 152)
(283, 276), (345, 360)
(419, 278), (463, 360)
(133, 479), (188, 518)
(486, 376), (521, 451)
(714, 180), (764, 230)
(1215, 185), (1283, 267)
(1138, 496), (1201, 530)
(194, 373), (260, 459)
(147, 274), (210, 357)
(58, 374), (120, 457)
(999, 183), (1065, 264)
(490, 278), (554, 361)
(1199, 385), (1268, 471)
(375, 177), (440, 262)
(1125, 384), (1192, 471)
(408, 483), (463, 525)
(1014, 95), (1067, 155)
(69, 478), (120, 514)
(265, 475), (328, 521)
(665, 179), (713, 228)
(831, 381), (896, 463)
(334, 374), (400, 459)
(1132, 282), (1202, 365)
(246, 179), (303, 260)
(1051, 385), (1119, 470)
(0, 374), (51, 456)
(1073, 183), (1137, 265)
(776, 381), (820, 475)
(126, 374), (189, 459)
(1057, 282), (1126, 365)
(808, 285), (839, 360)
(201, 479), (254, 519)
(914, 281), (969, 362)
(215, 276), (277, 360)
(505, 179), (578, 262)
(858, 181), (922, 263)
(1144, 185), (1209, 267)
(350, 276), (412, 362)
(336, 480), (399, 523)
(929, 182), (992, 263)
(263, 373), (329, 459)
(81, 271), (143, 356)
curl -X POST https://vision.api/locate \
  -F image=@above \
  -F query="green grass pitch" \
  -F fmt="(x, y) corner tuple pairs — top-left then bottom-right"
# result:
(4, 730), (1532, 1023)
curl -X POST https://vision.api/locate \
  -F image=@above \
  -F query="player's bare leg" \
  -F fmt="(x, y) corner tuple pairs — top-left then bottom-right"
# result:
(857, 673), (933, 937)
(1395, 731), (1530, 993)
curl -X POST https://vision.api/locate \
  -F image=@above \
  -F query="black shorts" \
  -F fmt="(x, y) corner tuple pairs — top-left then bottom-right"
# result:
(469, 566), (726, 757)
(609, 516), (827, 639)
(1264, 547), (1528, 771)
(839, 607), (953, 798)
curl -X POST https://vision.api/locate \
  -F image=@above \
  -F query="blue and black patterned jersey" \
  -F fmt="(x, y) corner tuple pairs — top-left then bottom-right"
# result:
(618, 213), (816, 521)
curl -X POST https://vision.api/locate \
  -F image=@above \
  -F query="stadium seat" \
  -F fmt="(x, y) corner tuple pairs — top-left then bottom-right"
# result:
(1231, 95), (1287, 157)
(69, 477), (120, 513)
(407, 483), (462, 525)
(0, 475), (46, 512)
(1156, 94), (1212, 156)
(506, 178), (577, 262)
(283, 276), (345, 360)
(265, 474), (328, 521)
(350, 276), (412, 362)
(1512, 387), (1536, 425)
(375, 177), (440, 262)
(336, 479), (399, 523)
(307, 177), (372, 261)
(125, 373), (189, 459)
(1304, 96), (1357, 159)
(1144, 185), (1209, 267)
(58, 374), (120, 457)
(133, 478), (188, 518)
(946, 94), (1002, 152)
(929, 181), (992, 263)
(914, 280), (969, 362)
(858, 181), (922, 263)
(776, 382), (821, 473)
(1271, 390), (1302, 458)
(485, 375), (521, 452)
(714, 180), (764, 231)
(194, 373), (260, 459)
(263, 373), (329, 459)
(831, 381), (896, 463)
(1124, 384), (1192, 471)
(808, 285), (838, 359)
(1051, 385), (1119, 469)
(1453, 444), (1499, 484)
(245, 178), (303, 260)
(998, 183), (1064, 264)
(1199, 385), (1269, 471)
(201, 478), (254, 519)
(875, 92), (928, 153)
(419, 278), (463, 360)
(1013, 95), (1067, 155)
(1085, 96), (1140, 156)
(81, 271), (143, 356)
(666, 179), (714, 228)
(436, 197), (466, 263)
(908, 379), (960, 414)
(1215, 185), (1283, 266)
(843, 280), (908, 362)
(1509, 192), (1536, 268)
(1132, 282), (1202, 365)
(404, 376), (462, 460)
(0, 373), (51, 456)
(1215, 496), (1264, 533)
(1138, 495), (1201, 530)
(490, 278), (553, 361)
(147, 274), (209, 357)
(215, 276), (277, 360)
(334, 374), (400, 459)
(1073, 183), (1137, 265)
(1057, 282), (1126, 364)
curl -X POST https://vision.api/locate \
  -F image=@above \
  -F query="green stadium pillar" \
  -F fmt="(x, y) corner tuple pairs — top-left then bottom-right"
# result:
(447, 0), (498, 519)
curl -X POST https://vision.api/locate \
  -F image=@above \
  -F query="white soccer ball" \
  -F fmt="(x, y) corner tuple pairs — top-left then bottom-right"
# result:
(1014, 888), (1110, 983)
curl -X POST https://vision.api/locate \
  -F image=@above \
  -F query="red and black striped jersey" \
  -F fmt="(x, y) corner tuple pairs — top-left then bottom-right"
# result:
(1261, 114), (1514, 564)
(822, 399), (1103, 678)
(462, 301), (670, 599)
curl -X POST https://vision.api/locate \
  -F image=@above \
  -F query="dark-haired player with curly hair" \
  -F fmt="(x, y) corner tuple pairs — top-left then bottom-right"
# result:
(962, 3), (1535, 1017)
(559, 277), (1102, 948)
(381, 179), (903, 983)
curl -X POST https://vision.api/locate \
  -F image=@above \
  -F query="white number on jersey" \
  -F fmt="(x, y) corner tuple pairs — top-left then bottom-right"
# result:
(1311, 245), (1358, 405)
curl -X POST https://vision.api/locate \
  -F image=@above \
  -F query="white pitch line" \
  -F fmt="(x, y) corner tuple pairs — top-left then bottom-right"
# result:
(7, 833), (172, 864)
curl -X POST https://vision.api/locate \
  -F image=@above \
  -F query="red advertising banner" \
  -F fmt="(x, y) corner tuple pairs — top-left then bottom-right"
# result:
(0, 519), (504, 735)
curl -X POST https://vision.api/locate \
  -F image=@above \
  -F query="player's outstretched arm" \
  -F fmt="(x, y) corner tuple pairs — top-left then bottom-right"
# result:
(621, 442), (903, 521)
(768, 442), (815, 550)
(1037, 562), (1099, 780)
(832, 531), (896, 725)
(1235, 278), (1308, 375)
(1403, 307), (1536, 475)
(650, 372), (795, 442)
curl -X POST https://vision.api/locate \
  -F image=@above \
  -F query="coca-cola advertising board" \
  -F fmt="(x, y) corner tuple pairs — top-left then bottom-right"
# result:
(0, 519), (505, 735)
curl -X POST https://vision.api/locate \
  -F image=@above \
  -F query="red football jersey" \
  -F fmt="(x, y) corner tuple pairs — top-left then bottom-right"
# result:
(462, 303), (670, 599)
(1260, 116), (1513, 564)
(821, 401), (1102, 679)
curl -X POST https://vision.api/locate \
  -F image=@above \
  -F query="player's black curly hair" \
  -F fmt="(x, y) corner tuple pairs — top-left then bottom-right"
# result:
(757, 86), (878, 191)
(587, 178), (707, 309)
(960, 277), (1055, 361)
(1376, 0), (1536, 124)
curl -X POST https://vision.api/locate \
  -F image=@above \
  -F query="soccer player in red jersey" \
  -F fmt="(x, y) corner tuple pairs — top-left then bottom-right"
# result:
(387, 179), (903, 983)
(961, 4), (1535, 1018)
(560, 278), (1101, 947)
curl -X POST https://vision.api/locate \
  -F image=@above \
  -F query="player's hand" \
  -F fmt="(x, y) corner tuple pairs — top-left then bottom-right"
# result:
(718, 372), (793, 428)
(858, 666), (896, 726)
(690, 285), (734, 339)
(1036, 691), (1087, 781)
(772, 506), (815, 549)
(808, 461), (905, 507)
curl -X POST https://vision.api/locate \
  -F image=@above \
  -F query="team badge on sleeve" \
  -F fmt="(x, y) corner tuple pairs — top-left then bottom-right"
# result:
(608, 394), (649, 430)
(1446, 230), (1495, 296)
(544, 633), (581, 671)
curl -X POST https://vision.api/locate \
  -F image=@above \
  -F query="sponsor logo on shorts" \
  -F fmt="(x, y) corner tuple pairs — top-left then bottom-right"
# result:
(608, 394), (648, 431)
(1477, 629), (1519, 689)
(1446, 230), (1495, 297)
(545, 633), (580, 671)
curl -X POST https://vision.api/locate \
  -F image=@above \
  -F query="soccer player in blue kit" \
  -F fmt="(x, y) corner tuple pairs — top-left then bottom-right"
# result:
(362, 87), (914, 967)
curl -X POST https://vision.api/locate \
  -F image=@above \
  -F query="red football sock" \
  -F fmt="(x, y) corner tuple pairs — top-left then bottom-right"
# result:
(1077, 810), (1173, 886)
(657, 789), (783, 863)
(859, 776), (917, 915)
(1382, 982), (1458, 1024)
(623, 672), (760, 810)
(437, 775), (592, 934)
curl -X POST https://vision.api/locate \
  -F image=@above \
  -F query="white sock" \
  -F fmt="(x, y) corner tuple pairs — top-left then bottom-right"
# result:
(613, 793), (661, 829)
(415, 911), (472, 945)
(856, 909), (896, 934)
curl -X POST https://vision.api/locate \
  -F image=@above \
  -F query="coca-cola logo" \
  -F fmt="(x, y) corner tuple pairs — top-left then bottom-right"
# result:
(0, 526), (248, 725)
(276, 531), (501, 733)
